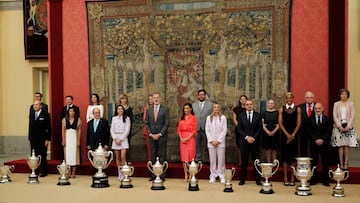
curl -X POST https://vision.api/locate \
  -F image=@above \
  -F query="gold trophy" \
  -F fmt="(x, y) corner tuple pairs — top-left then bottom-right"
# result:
(27, 149), (42, 184)
(147, 157), (168, 190)
(254, 159), (279, 194)
(186, 159), (202, 191)
(119, 162), (134, 188)
(88, 143), (114, 188)
(329, 164), (349, 197)
(291, 157), (316, 196)
(223, 167), (236, 192)
(57, 160), (71, 186)
(0, 165), (15, 183)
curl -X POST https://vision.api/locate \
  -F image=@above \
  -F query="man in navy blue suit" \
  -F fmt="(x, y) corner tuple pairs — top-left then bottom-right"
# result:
(237, 99), (261, 186)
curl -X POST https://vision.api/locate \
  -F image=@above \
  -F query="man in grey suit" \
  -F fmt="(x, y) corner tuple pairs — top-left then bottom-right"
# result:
(192, 89), (213, 162)
(145, 92), (170, 181)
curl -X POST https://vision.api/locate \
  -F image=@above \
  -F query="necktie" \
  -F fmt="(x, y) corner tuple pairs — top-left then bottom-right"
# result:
(248, 112), (251, 123)
(154, 105), (159, 121)
(200, 102), (203, 111)
(307, 105), (312, 118)
(317, 116), (321, 126)
(94, 119), (98, 132)
(35, 112), (39, 120)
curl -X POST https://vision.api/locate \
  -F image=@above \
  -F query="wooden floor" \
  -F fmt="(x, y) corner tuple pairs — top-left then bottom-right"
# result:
(0, 173), (359, 203)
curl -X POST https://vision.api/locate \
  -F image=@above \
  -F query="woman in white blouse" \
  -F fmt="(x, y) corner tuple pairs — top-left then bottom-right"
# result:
(86, 93), (104, 123)
(111, 105), (131, 181)
(205, 103), (227, 184)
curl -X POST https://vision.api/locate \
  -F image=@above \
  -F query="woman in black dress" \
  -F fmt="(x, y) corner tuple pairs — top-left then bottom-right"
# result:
(278, 92), (301, 186)
(261, 99), (280, 162)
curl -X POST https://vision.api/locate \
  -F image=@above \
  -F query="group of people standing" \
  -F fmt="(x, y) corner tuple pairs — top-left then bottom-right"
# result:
(28, 88), (358, 186)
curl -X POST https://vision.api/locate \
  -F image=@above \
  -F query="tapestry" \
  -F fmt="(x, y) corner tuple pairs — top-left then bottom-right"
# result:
(86, 0), (291, 162)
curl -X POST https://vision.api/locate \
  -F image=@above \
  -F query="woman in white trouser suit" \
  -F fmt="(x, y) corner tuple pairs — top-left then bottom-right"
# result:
(205, 103), (227, 183)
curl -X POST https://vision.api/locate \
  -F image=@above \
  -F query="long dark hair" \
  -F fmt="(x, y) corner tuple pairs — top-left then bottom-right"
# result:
(66, 106), (79, 121)
(180, 103), (194, 120)
(114, 104), (128, 122)
(91, 93), (100, 105)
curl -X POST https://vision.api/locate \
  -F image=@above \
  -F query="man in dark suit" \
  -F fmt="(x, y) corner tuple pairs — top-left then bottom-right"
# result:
(29, 92), (48, 115)
(60, 95), (80, 120)
(299, 91), (315, 157)
(309, 103), (331, 186)
(86, 107), (110, 151)
(145, 92), (169, 181)
(192, 89), (213, 162)
(28, 100), (51, 177)
(237, 99), (261, 185)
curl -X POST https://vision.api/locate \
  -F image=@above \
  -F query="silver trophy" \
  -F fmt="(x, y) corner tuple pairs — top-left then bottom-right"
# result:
(291, 157), (316, 196)
(254, 159), (279, 194)
(147, 157), (168, 190)
(27, 149), (42, 184)
(57, 160), (71, 186)
(0, 165), (15, 183)
(119, 162), (134, 188)
(88, 143), (114, 188)
(186, 159), (202, 191)
(329, 164), (349, 197)
(223, 167), (236, 192)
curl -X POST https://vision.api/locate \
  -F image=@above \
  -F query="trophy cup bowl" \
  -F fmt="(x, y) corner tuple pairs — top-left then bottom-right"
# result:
(119, 162), (134, 188)
(254, 159), (279, 194)
(329, 164), (349, 197)
(87, 143), (114, 188)
(0, 165), (15, 183)
(147, 157), (168, 190)
(291, 157), (316, 196)
(57, 160), (71, 186)
(186, 159), (202, 191)
(27, 149), (42, 184)
(223, 167), (236, 192)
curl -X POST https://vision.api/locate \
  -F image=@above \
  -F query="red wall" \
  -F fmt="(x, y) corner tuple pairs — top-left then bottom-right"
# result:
(291, 0), (329, 113)
(53, 0), (331, 159)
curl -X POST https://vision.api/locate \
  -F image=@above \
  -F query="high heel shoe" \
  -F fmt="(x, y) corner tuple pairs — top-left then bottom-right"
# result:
(343, 163), (349, 171)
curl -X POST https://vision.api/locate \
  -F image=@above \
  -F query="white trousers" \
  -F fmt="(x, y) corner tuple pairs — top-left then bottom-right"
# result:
(208, 147), (225, 179)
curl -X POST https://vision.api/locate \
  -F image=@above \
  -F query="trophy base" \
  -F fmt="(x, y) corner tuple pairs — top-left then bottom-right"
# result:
(120, 180), (133, 189)
(91, 176), (109, 188)
(57, 181), (71, 186)
(223, 187), (234, 193)
(0, 178), (11, 183)
(332, 187), (345, 197)
(295, 185), (312, 196)
(28, 175), (39, 184)
(151, 185), (165, 190)
(260, 188), (274, 194)
(188, 185), (199, 191)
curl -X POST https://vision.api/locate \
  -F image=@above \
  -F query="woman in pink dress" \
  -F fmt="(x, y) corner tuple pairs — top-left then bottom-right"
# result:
(177, 103), (197, 181)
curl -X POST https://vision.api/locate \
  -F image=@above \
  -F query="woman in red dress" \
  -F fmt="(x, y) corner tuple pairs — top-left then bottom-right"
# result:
(177, 103), (198, 181)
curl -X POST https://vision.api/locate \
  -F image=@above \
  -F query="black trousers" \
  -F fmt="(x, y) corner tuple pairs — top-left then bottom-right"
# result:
(310, 141), (330, 183)
(240, 142), (261, 181)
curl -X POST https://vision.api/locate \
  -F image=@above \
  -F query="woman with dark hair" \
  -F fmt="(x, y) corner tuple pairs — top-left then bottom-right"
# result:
(331, 88), (358, 170)
(111, 105), (131, 181)
(232, 95), (247, 166)
(86, 93), (104, 122)
(177, 103), (197, 182)
(61, 107), (82, 178)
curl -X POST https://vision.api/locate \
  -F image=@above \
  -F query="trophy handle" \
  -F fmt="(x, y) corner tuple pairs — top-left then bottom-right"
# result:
(162, 161), (169, 174)
(198, 161), (203, 173)
(272, 159), (280, 176)
(37, 155), (42, 166)
(129, 166), (134, 176)
(9, 165), (15, 172)
(328, 170), (333, 180)
(147, 161), (153, 173)
(290, 165), (296, 174)
(231, 167), (236, 178)
(311, 166), (317, 175)
(87, 150), (95, 166)
(104, 151), (113, 169)
(344, 170), (350, 181)
(254, 159), (262, 176)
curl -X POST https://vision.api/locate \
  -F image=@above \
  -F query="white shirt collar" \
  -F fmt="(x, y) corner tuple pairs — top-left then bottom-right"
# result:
(286, 103), (295, 109)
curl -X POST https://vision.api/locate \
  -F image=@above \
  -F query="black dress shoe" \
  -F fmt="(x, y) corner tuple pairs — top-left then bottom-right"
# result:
(148, 177), (156, 181)
(238, 180), (245, 185)
(323, 182), (330, 187)
(256, 180), (262, 186)
(39, 174), (47, 177)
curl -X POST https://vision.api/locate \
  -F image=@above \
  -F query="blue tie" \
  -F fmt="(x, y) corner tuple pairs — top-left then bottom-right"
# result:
(94, 119), (98, 132)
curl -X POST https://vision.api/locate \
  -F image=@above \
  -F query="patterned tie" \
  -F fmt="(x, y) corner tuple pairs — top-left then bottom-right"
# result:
(154, 105), (159, 121)
(307, 105), (312, 118)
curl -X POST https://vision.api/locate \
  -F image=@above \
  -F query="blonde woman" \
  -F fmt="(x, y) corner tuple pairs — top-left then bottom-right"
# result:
(205, 103), (227, 184)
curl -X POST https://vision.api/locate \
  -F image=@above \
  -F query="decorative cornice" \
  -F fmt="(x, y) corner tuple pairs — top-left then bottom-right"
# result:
(0, 0), (22, 11)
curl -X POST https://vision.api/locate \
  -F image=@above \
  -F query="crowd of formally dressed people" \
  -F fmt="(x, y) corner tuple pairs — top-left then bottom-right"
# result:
(28, 88), (358, 186)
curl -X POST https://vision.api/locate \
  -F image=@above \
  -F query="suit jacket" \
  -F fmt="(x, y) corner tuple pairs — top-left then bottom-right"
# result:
(299, 102), (315, 132)
(86, 118), (110, 150)
(145, 104), (169, 138)
(192, 100), (213, 130)
(237, 110), (261, 146)
(333, 100), (355, 129)
(28, 110), (51, 143)
(60, 104), (80, 120)
(308, 114), (332, 143)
